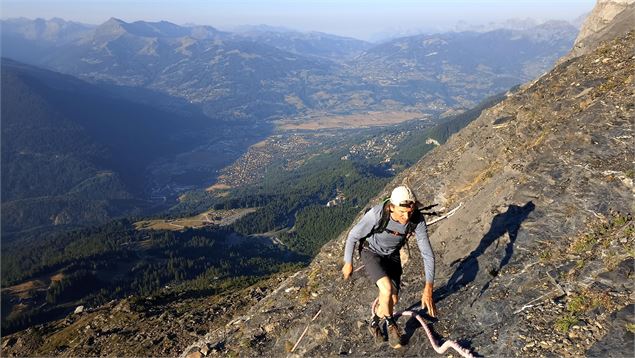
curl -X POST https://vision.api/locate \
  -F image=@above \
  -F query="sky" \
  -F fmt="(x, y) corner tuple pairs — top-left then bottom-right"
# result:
(1, 0), (596, 41)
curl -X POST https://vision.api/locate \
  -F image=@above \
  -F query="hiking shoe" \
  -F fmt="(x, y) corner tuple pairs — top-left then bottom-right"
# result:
(387, 321), (403, 349)
(368, 315), (384, 345)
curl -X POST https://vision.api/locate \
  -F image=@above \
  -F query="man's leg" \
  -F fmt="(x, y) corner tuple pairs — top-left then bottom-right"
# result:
(362, 250), (402, 346)
(373, 292), (399, 320)
(375, 276), (394, 318)
(362, 250), (390, 344)
(376, 277), (403, 348)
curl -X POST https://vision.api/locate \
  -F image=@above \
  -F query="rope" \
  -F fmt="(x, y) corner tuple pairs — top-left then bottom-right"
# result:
(291, 309), (322, 352)
(371, 299), (474, 358)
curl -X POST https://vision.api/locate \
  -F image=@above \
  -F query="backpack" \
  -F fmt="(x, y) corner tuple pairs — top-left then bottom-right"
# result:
(356, 199), (435, 258)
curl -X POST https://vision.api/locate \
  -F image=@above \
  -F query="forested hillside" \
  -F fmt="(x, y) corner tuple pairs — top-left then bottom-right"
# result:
(1, 59), (213, 236)
(1, 220), (305, 335)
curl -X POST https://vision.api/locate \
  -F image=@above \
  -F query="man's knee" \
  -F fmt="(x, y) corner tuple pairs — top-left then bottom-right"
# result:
(392, 294), (399, 305)
(376, 277), (394, 297)
(378, 284), (393, 297)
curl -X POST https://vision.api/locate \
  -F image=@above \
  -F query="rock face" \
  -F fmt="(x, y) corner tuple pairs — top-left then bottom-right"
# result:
(181, 28), (634, 358)
(563, 0), (635, 60)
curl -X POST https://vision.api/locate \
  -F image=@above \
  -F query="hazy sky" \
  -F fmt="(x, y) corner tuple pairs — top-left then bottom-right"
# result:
(1, 0), (596, 40)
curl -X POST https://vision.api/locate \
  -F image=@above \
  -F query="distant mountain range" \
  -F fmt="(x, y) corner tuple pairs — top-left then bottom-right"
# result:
(1, 17), (578, 120)
(370, 16), (586, 42)
(350, 21), (577, 112)
(230, 25), (371, 61)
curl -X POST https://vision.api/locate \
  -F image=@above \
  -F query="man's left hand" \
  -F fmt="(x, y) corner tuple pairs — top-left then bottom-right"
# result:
(422, 282), (437, 317)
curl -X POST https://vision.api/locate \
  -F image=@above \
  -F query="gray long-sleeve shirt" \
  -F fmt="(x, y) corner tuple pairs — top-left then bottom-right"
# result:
(344, 203), (435, 283)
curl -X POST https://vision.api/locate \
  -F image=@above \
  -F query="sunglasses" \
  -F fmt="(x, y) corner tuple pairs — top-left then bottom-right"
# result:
(398, 201), (415, 208)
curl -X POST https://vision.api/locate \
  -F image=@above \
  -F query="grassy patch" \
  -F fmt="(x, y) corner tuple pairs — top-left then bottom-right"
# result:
(603, 254), (621, 271)
(575, 259), (585, 270)
(298, 266), (321, 305)
(563, 212), (633, 270)
(555, 314), (579, 333)
(539, 250), (552, 262)
(452, 161), (501, 201)
(39, 314), (95, 352)
(554, 292), (591, 333)
(569, 234), (597, 254)
(586, 289), (617, 312)
(540, 213), (635, 334)
(566, 294), (590, 314)
(612, 213), (629, 227)
(556, 288), (616, 334)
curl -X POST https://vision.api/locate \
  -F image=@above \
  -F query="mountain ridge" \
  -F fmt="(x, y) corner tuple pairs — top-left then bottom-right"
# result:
(2, 17), (577, 119)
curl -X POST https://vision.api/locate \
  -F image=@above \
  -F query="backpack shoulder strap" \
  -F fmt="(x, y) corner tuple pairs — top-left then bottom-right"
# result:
(375, 199), (391, 233)
(357, 199), (391, 257)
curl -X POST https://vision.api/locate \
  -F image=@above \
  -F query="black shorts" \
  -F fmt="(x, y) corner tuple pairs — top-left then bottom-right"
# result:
(361, 248), (402, 293)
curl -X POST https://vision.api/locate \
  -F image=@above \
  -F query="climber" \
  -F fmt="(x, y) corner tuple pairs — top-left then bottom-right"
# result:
(341, 185), (436, 349)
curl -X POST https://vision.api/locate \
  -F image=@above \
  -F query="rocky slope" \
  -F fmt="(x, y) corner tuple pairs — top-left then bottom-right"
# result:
(0, 274), (294, 357)
(178, 30), (635, 358)
(563, 0), (634, 61)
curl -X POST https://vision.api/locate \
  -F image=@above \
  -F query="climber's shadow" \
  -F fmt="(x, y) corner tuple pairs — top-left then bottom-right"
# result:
(435, 201), (535, 302)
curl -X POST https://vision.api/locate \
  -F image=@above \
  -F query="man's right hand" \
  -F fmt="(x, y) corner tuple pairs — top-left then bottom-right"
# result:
(342, 263), (353, 280)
